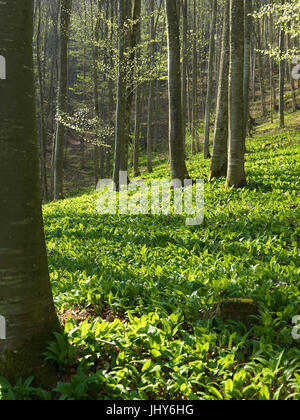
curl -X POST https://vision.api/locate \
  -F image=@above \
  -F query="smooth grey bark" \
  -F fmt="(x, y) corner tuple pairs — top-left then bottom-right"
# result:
(209, 0), (229, 181)
(133, 8), (142, 178)
(146, 0), (155, 173)
(287, 31), (297, 112)
(165, 0), (189, 183)
(35, 0), (49, 202)
(0, 0), (59, 383)
(133, 83), (142, 177)
(269, 11), (274, 122)
(255, 17), (267, 117)
(191, 0), (198, 155)
(243, 0), (252, 138)
(226, 0), (247, 188)
(53, 0), (72, 200)
(269, 12), (277, 112)
(203, 0), (217, 159)
(113, 0), (128, 190)
(278, 8), (285, 128)
(91, 0), (101, 186)
(124, 0), (142, 174)
(113, 0), (141, 190)
(181, 0), (188, 153)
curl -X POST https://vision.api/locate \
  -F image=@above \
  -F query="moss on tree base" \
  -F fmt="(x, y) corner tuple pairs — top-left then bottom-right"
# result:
(208, 168), (227, 181)
(225, 178), (247, 188)
(0, 329), (59, 388)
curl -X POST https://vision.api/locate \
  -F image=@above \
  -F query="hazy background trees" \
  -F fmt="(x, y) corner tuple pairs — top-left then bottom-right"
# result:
(31, 0), (299, 197)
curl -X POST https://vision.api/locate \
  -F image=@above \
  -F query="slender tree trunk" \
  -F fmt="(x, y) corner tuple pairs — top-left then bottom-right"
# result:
(279, 9), (285, 128)
(226, 0), (247, 188)
(113, 0), (141, 189)
(181, 0), (188, 154)
(53, 0), (72, 200)
(209, 0), (229, 181)
(146, 0), (155, 173)
(91, 0), (101, 186)
(269, 14), (274, 123)
(124, 0), (142, 174)
(203, 0), (217, 159)
(243, 0), (252, 138)
(113, 0), (128, 190)
(287, 31), (297, 112)
(191, 0), (198, 155)
(0, 0), (60, 384)
(133, 84), (142, 177)
(165, 0), (189, 183)
(36, 0), (49, 202)
(255, 18), (267, 117)
(133, 7), (142, 178)
(269, 12), (277, 113)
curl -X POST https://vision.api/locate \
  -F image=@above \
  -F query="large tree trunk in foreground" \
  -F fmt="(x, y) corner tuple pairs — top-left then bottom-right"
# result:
(226, 0), (247, 188)
(165, 0), (189, 183)
(0, 0), (60, 384)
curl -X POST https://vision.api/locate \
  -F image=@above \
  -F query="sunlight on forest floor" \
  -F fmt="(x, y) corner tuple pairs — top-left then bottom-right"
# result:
(22, 113), (299, 401)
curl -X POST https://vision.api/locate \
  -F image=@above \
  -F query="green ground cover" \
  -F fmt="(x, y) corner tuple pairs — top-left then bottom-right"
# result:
(0, 123), (299, 400)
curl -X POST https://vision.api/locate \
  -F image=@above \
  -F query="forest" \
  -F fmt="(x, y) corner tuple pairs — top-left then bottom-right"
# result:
(0, 0), (299, 403)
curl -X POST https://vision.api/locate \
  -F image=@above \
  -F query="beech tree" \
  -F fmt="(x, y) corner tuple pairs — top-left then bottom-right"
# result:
(0, 0), (60, 383)
(209, 0), (230, 180)
(203, 0), (217, 160)
(165, 0), (189, 183)
(53, 0), (73, 200)
(226, 0), (247, 188)
(113, 0), (141, 190)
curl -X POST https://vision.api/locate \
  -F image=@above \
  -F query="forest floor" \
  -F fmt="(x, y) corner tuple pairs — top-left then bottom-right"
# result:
(1, 106), (300, 400)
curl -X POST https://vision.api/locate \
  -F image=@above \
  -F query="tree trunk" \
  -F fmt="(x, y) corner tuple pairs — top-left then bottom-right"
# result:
(181, 0), (188, 154)
(133, 83), (142, 177)
(0, 0), (60, 384)
(146, 0), (155, 173)
(287, 31), (297, 112)
(203, 0), (217, 159)
(113, 0), (141, 190)
(113, 0), (128, 190)
(53, 0), (72, 200)
(124, 0), (142, 175)
(278, 15), (285, 128)
(226, 0), (247, 188)
(256, 18), (267, 117)
(165, 0), (189, 183)
(91, 0), (101, 186)
(209, 0), (229, 181)
(191, 0), (198, 155)
(35, 0), (49, 202)
(243, 0), (252, 138)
